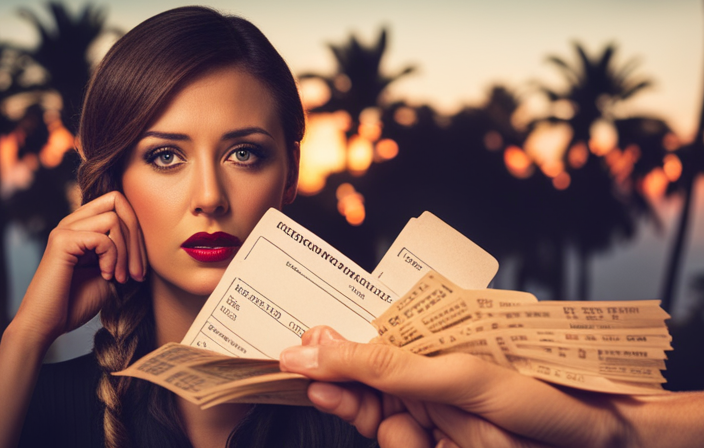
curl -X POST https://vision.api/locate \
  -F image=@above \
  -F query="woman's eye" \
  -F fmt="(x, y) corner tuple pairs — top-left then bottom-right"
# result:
(233, 149), (251, 162)
(146, 148), (185, 169)
(227, 146), (265, 166)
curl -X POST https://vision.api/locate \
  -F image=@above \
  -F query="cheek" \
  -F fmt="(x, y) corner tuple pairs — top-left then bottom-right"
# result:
(232, 170), (288, 230)
(122, 174), (186, 258)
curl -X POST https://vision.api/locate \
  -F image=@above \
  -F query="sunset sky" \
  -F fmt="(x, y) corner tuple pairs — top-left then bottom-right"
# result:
(2, 0), (704, 322)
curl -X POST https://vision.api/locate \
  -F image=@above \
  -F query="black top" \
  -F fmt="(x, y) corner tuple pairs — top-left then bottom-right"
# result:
(20, 352), (104, 447)
(18, 353), (376, 448)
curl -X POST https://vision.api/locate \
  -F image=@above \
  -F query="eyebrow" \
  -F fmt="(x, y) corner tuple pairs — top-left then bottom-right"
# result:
(140, 127), (274, 141)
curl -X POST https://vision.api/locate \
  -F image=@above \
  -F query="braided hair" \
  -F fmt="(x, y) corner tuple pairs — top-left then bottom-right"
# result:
(77, 7), (304, 447)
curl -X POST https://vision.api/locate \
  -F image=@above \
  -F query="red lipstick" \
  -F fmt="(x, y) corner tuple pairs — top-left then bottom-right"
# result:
(181, 232), (242, 263)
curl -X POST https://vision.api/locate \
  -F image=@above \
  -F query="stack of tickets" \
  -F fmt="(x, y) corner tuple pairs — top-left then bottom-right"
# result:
(115, 342), (313, 409)
(371, 271), (672, 395)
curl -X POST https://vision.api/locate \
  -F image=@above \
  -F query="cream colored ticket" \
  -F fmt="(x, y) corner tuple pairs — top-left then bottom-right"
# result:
(372, 211), (498, 295)
(114, 342), (311, 407)
(182, 208), (396, 359)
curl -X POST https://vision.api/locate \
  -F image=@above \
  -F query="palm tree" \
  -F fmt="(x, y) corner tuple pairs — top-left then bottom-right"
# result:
(540, 42), (651, 141)
(538, 42), (661, 300)
(661, 114), (704, 312)
(0, 2), (120, 329)
(299, 28), (415, 120)
(288, 28), (415, 267)
(17, 2), (121, 133)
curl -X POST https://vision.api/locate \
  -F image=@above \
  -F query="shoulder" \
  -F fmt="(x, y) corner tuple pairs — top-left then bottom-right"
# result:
(19, 351), (105, 448)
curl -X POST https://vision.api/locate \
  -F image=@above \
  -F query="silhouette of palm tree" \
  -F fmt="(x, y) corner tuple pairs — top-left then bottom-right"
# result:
(17, 2), (120, 133)
(300, 28), (415, 121)
(538, 42), (661, 300)
(661, 120), (704, 312)
(541, 42), (651, 141)
(0, 2), (120, 329)
(288, 28), (415, 267)
(661, 5), (704, 312)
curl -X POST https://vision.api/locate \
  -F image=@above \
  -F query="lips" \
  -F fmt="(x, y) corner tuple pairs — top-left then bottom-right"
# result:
(181, 232), (242, 263)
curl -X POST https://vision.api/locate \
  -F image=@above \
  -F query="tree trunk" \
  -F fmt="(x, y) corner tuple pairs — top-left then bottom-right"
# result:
(577, 245), (590, 301)
(661, 175), (695, 313)
(0, 210), (9, 333)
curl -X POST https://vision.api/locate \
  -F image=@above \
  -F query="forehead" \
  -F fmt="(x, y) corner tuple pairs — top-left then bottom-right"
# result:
(148, 66), (282, 137)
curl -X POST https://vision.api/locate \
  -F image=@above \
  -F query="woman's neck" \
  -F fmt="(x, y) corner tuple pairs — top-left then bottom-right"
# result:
(177, 397), (252, 448)
(149, 272), (252, 447)
(150, 273), (210, 345)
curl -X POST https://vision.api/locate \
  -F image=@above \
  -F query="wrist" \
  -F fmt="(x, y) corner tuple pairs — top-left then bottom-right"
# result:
(2, 318), (55, 359)
(617, 392), (704, 448)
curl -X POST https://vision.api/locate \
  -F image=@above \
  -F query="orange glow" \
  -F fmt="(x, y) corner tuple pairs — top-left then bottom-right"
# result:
(298, 77), (331, 110)
(358, 107), (382, 141)
(334, 74), (352, 93)
(588, 119), (617, 156)
(551, 99), (575, 120)
(394, 106), (417, 126)
(40, 112), (75, 168)
(642, 168), (668, 200)
(484, 131), (503, 151)
(663, 132), (681, 151)
(336, 183), (365, 226)
(332, 110), (353, 132)
(552, 171), (571, 190)
(663, 154), (682, 182)
(358, 122), (382, 141)
(0, 131), (34, 197)
(541, 160), (564, 178)
(298, 113), (348, 195)
(524, 122), (572, 165)
(336, 182), (355, 200)
(605, 147), (637, 183)
(347, 134), (374, 175)
(504, 145), (533, 179)
(567, 142), (589, 168)
(375, 138), (399, 160)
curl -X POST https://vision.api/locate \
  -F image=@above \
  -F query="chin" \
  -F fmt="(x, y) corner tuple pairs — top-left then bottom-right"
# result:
(152, 267), (226, 300)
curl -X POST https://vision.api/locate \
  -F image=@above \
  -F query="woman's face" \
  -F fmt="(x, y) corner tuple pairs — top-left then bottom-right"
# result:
(122, 66), (297, 297)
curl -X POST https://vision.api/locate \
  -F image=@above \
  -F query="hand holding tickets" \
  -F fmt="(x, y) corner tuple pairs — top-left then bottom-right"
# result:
(116, 208), (673, 407)
(371, 271), (670, 394)
(279, 326), (702, 448)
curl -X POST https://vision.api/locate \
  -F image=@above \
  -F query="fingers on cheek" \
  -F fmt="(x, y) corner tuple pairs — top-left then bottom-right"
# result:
(377, 413), (433, 448)
(94, 234), (118, 280)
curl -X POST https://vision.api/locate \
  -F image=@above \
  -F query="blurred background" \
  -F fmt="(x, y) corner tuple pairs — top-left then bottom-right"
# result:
(1, 0), (703, 390)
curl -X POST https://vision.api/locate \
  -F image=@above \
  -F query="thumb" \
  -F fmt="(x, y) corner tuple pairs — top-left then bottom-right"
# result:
(279, 326), (511, 405)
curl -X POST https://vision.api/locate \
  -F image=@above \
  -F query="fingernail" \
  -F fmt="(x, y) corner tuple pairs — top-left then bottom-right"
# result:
(280, 346), (319, 372)
(307, 382), (342, 410)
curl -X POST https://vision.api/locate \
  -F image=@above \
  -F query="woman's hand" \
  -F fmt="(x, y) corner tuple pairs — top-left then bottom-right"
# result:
(9, 190), (147, 350)
(281, 326), (704, 448)
(0, 191), (147, 448)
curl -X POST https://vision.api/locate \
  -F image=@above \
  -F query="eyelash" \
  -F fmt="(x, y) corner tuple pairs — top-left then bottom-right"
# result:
(144, 147), (185, 171)
(226, 144), (268, 168)
(143, 144), (267, 172)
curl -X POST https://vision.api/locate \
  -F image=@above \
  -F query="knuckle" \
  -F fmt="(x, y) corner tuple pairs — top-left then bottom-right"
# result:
(105, 211), (120, 228)
(355, 343), (399, 384)
(47, 227), (68, 246)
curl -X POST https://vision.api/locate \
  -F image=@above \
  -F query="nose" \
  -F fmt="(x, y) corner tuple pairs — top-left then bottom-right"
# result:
(190, 161), (229, 216)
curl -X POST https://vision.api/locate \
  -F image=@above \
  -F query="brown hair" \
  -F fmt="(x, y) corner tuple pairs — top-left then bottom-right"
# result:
(77, 6), (304, 447)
